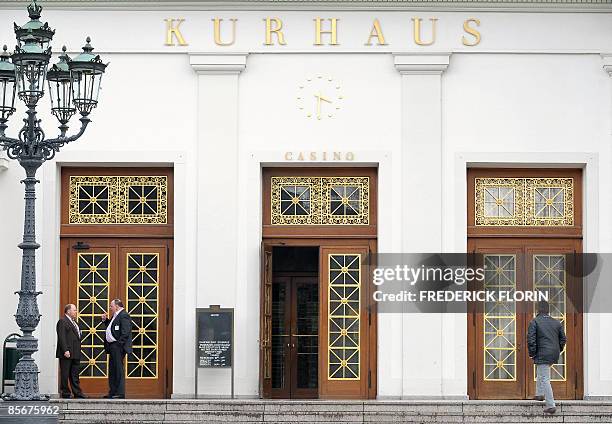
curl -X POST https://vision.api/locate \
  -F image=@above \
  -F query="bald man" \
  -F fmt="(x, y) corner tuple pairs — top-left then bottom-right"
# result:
(56, 304), (87, 399)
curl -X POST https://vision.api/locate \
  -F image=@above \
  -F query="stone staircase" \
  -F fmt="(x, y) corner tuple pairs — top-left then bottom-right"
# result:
(51, 399), (612, 423)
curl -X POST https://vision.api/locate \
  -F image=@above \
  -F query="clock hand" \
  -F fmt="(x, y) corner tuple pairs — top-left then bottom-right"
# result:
(315, 93), (332, 120)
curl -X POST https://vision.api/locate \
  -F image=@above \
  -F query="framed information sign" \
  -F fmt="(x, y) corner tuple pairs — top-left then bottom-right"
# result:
(195, 307), (234, 397)
(197, 308), (233, 368)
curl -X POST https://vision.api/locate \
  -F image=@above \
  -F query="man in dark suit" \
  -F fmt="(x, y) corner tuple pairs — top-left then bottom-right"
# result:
(101, 298), (133, 399)
(56, 304), (87, 399)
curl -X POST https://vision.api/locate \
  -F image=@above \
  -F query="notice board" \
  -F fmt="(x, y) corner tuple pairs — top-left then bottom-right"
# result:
(196, 308), (233, 368)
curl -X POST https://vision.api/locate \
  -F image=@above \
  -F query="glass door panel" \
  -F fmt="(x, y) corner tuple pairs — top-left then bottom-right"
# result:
(291, 277), (318, 398)
(470, 242), (526, 400)
(271, 277), (291, 398)
(525, 240), (581, 400)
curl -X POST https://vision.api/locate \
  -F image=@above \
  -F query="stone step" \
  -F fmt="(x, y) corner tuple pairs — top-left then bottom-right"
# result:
(52, 399), (612, 424)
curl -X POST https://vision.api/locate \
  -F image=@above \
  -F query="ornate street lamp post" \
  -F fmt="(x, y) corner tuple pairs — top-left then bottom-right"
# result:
(0, 1), (107, 400)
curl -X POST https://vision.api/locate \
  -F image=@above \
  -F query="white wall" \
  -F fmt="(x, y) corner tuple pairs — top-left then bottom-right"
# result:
(0, 5), (611, 399)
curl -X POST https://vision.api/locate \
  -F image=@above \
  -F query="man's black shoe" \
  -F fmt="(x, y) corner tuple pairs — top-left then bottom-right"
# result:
(74, 394), (88, 399)
(103, 394), (114, 398)
(111, 395), (125, 399)
(60, 394), (71, 399)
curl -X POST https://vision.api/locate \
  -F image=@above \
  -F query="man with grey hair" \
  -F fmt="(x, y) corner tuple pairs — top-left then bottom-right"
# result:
(527, 300), (567, 414)
(56, 304), (86, 399)
(101, 299), (133, 398)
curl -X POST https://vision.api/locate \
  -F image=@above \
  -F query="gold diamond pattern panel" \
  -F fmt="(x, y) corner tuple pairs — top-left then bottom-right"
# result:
(533, 255), (567, 381)
(527, 179), (574, 226)
(322, 177), (369, 225)
(475, 178), (524, 226)
(475, 178), (573, 227)
(126, 253), (159, 379)
(69, 176), (168, 225)
(77, 253), (110, 378)
(120, 177), (168, 224)
(483, 255), (517, 381)
(271, 177), (320, 225)
(271, 176), (369, 225)
(69, 176), (117, 224)
(328, 254), (360, 380)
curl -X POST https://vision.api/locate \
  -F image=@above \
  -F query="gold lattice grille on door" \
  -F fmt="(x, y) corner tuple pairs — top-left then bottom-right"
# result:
(68, 176), (168, 224)
(271, 177), (320, 225)
(483, 255), (517, 381)
(328, 254), (360, 380)
(119, 177), (168, 224)
(475, 178), (573, 227)
(533, 255), (567, 382)
(125, 253), (159, 379)
(271, 176), (369, 225)
(69, 177), (117, 224)
(322, 177), (370, 225)
(77, 253), (110, 377)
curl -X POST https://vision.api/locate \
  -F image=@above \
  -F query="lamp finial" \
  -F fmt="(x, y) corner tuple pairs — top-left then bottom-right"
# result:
(27, 0), (42, 20)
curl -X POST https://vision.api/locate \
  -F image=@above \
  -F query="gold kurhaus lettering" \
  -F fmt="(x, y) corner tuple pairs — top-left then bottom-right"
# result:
(412, 18), (437, 46)
(365, 19), (387, 46)
(164, 18), (188, 46)
(162, 17), (483, 48)
(314, 18), (339, 46)
(264, 17), (287, 45)
(213, 18), (238, 46)
(462, 18), (481, 46)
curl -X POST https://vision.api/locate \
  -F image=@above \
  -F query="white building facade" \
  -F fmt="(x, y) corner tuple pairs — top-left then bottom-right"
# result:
(0, 0), (611, 400)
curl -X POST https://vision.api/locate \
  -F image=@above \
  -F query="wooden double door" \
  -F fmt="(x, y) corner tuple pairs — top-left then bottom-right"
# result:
(260, 240), (377, 400)
(271, 275), (319, 398)
(60, 238), (172, 398)
(467, 237), (583, 400)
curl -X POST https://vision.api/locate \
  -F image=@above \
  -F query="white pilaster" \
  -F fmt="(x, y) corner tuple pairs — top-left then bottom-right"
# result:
(602, 54), (612, 137)
(394, 52), (453, 398)
(190, 53), (247, 396)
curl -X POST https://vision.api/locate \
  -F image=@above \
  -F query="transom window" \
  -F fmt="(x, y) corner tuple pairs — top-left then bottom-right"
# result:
(69, 176), (168, 224)
(280, 185), (311, 216)
(475, 177), (573, 227)
(271, 176), (369, 225)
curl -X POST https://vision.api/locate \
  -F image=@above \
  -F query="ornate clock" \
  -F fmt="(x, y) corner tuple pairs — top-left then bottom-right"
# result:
(297, 76), (343, 120)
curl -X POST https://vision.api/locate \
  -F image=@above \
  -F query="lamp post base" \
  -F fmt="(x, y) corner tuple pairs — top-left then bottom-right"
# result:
(2, 393), (50, 401)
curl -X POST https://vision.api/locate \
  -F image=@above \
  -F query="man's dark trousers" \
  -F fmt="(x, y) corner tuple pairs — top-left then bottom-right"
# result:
(59, 358), (82, 397)
(108, 342), (126, 396)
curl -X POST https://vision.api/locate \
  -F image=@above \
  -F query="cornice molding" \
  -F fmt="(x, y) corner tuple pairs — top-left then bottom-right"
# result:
(189, 52), (248, 74)
(0, 0), (611, 11)
(394, 52), (451, 75)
